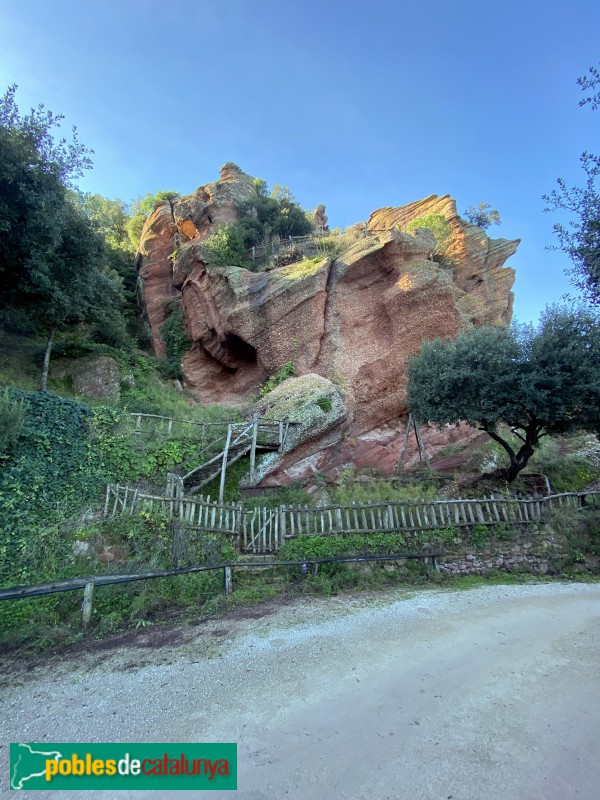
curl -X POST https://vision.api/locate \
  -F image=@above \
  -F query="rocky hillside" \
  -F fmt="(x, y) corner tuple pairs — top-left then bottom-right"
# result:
(136, 164), (519, 482)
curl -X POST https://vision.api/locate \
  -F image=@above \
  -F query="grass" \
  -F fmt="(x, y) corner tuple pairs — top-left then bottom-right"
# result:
(279, 256), (327, 280)
(0, 328), (238, 424)
(326, 467), (440, 504)
(2, 552), (598, 657)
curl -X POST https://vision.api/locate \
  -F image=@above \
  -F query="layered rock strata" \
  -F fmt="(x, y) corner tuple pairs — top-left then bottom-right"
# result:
(137, 165), (519, 479)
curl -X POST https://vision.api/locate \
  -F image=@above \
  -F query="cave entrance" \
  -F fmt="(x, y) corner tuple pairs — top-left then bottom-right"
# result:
(222, 333), (258, 368)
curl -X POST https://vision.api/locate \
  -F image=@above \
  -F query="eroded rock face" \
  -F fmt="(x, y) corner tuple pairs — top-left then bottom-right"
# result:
(136, 163), (257, 356)
(137, 166), (519, 477)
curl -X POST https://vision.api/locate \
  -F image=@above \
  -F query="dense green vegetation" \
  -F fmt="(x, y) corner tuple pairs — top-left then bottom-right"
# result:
(201, 179), (314, 270)
(463, 202), (502, 229)
(0, 86), (136, 388)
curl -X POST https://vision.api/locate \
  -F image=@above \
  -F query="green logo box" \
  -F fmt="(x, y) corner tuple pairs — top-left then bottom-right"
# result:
(10, 742), (237, 791)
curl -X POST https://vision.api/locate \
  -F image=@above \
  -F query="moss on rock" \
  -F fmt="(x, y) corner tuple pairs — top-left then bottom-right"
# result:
(254, 373), (347, 454)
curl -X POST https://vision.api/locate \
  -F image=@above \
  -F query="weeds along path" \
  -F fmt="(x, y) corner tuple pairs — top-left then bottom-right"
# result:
(1, 582), (599, 800)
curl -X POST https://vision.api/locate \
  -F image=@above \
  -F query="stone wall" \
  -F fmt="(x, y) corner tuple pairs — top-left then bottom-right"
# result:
(435, 525), (598, 575)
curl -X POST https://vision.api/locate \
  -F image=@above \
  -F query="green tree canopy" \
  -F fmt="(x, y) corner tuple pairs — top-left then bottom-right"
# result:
(406, 307), (600, 481)
(200, 179), (314, 270)
(463, 202), (502, 229)
(0, 85), (125, 386)
(74, 192), (131, 251)
(544, 64), (600, 306)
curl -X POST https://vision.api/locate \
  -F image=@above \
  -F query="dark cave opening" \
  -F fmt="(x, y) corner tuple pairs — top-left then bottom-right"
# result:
(223, 333), (258, 366)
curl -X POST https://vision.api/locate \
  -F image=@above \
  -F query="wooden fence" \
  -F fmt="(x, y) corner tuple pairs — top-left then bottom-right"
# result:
(128, 413), (228, 438)
(104, 485), (600, 554)
(0, 553), (440, 629)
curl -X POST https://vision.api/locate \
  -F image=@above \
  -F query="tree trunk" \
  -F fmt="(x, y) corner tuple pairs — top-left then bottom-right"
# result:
(501, 447), (534, 482)
(483, 422), (541, 483)
(40, 328), (54, 392)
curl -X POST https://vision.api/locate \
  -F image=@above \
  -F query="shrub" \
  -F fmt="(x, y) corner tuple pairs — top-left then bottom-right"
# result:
(316, 396), (332, 412)
(160, 306), (191, 362)
(405, 213), (452, 256)
(0, 388), (28, 453)
(200, 224), (249, 268)
(259, 361), (296, 396)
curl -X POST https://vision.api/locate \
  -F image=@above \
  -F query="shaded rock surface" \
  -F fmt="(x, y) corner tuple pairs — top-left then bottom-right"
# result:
(53, 355), (121, 401)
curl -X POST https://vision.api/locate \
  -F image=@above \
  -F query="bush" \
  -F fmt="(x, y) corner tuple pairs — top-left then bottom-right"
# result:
(160, 306), (191, 363)
(405, 213), (452, 256)
(0, 388), (28, 453)
(259, 361), (296, 396)
(316, 396), (332, 412)
(200, 223), (249, 268)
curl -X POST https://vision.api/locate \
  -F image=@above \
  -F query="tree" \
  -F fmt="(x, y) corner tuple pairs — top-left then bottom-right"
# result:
(463, 202), (502, 229)
(406, 307), (600, 482)
(578, 64), (600, 110)
(544, 64), (600, 306)
(199, 178), (315, 270)
(200, 223), (247, 268)
(73, 191), (139, 344)
(33, 199), (123, 389)
(0, 85), (123, 388)
(74, 192), (131, 251)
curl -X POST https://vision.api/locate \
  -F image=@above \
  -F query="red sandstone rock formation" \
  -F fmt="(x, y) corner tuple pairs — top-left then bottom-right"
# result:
(136, 163), (256, 356)
(137, 165), (520, 479)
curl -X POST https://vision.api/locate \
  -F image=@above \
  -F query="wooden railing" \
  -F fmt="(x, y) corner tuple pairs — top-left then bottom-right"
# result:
(104, 485), (600, 554)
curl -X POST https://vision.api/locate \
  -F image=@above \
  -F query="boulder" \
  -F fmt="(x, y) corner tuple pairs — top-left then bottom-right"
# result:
(54, 355), (121, 401)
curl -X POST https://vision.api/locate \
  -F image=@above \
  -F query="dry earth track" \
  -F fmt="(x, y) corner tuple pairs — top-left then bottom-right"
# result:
(1, 582), (599, 800)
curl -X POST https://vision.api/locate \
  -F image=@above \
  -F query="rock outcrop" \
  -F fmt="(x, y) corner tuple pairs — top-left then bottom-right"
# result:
(52, 355), (122, 401)
(136, 163), (257, 356)
(137, 165), (520, 480)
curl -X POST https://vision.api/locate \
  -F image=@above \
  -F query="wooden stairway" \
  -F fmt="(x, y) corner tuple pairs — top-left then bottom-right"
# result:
(171, 418), (294, 502)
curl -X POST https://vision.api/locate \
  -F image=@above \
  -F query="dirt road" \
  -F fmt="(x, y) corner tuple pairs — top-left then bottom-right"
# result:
(2, 582), (599, 799)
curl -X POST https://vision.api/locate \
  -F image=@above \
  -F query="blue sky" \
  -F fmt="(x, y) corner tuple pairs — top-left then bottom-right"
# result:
(1, 0), (598, 322)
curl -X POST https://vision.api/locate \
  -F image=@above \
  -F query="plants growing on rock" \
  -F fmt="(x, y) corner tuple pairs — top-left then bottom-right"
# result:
(259, 361), (296, 396)
(463, 202), (502, 229)
(404, 213), (452, 257)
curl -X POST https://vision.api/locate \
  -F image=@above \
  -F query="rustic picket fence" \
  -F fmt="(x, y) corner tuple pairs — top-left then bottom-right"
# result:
(104, 484), (600, 554)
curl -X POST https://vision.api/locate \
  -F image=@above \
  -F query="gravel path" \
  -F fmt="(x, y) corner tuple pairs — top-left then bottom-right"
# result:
(1, 582), (599, 800)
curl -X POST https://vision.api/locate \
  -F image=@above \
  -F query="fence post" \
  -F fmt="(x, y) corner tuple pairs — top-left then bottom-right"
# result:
(82, 582), (94, 629)
(236, 507), (244, 554)
(279, 505), (287, 546)
(219, 425), (233, 504)
(249, 415), (259, 484)
(223, 566), (233, 597)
